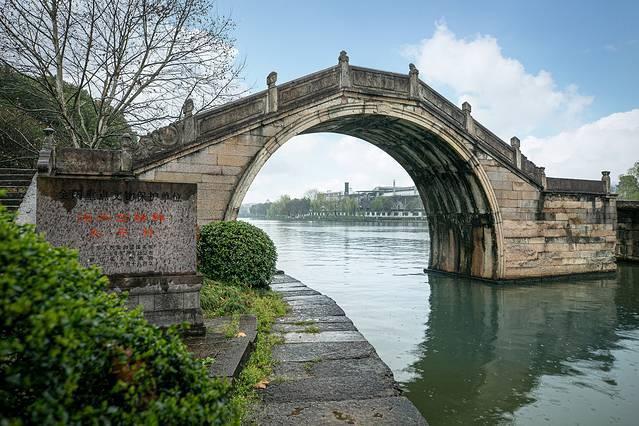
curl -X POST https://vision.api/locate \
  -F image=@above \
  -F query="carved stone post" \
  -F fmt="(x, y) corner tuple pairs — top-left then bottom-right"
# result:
(409, 63), (420, 99)
(266, 71), (278, 113)
(120, 133), (133, 173)
(182, 98), (195, 144)
(338, 50), (351, 88)
(510, 136), (522, 169)
(37, 127), (56, 174)
(602, 171), (611, 194)
(462, 101), (474, 134)
(539, 167), (547, 189)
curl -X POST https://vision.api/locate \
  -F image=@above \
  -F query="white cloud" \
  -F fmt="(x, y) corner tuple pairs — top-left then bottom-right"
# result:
(404, 22), (638, 183)
(243, 134), (413, 203)
(524, 109), (639, 181)
(404, 22), (593, 139)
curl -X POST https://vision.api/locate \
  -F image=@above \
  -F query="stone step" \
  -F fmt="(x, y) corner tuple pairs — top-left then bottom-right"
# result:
(247, 397), (427, 425)
(183, 315), (257, 381)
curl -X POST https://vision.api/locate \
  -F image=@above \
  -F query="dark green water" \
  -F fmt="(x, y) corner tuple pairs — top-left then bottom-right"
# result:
(247, 219), (639, 425)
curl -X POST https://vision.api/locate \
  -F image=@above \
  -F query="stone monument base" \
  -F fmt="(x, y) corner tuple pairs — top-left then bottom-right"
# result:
(110, 273), (205, 336)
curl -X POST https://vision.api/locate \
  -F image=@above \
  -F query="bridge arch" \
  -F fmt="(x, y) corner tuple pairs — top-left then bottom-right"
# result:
(227, 101), (505, 279)
(133, 55), (617, 281)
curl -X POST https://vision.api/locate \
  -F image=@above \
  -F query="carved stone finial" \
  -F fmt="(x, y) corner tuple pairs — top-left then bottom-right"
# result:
(338, 50), (351, 88)
(338, 50), (349, 64)
(266, 71), (279, 113)
(267, 71), (278, 88)
(462, 101), (472, 113)
(37, 127), (56, 174)
(43, 127), (55, 149)
(120, 133), (133, 172)
(121, 133), (132, 151)
(408, 64), (420, 99)
(602, 170), (611, 194)
(182, 98), (194, 117)
(511, 137), (522, 168)
(539, 167), (547, 188)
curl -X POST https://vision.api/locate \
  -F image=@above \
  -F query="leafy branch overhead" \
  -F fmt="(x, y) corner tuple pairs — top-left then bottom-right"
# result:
(0, 0), (244, 149)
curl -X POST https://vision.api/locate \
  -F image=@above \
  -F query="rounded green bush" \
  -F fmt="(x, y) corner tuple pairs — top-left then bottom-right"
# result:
(0, 205), (239, 425)
(198, 221), (277, 288)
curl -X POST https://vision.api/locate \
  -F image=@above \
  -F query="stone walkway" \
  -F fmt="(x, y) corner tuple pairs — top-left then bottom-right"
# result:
(247, 273), (426, 425)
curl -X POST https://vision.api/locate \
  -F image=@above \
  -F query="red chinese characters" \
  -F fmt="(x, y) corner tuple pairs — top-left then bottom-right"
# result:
(76, 211), (167, 239)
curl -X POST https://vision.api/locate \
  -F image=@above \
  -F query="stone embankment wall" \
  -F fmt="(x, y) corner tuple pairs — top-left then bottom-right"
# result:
(617, 201), (639, 262)
(484, 164), (617, 279)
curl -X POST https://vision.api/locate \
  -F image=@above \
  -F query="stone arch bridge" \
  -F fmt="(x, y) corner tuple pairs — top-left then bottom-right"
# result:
(131, 52), (617, 281)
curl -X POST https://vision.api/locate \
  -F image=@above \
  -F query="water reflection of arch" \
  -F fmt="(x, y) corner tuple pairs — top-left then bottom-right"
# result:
(404, 271), (628, 425)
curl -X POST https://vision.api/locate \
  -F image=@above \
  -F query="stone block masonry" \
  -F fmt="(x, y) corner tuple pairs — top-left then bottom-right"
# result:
(617, 201), (639, 262)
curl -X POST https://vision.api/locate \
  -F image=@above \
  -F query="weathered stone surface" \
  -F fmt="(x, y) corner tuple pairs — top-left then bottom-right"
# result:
(288, 303), (346, 317)
(284, 295), (337, 306)
(273, 341), (376, 363)
(55, 147), (132, 176)
(272, 357), (393, 381)
(36, 176), (197, 275)
(272, 321), (357, 333)
(276, 315), (353, 324)
(617, 201), (639, 262)
(184, 315), (257, 379)
(247, 397), (426, 426)
(262, 374), (400, 403)
(279, 330), (366, 344)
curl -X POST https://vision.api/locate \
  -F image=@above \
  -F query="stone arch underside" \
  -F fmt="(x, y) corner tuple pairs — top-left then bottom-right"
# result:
(233, 113), (501, 280)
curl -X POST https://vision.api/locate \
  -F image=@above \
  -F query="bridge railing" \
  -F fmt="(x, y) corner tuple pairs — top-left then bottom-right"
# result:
(545, 177), (607, 194)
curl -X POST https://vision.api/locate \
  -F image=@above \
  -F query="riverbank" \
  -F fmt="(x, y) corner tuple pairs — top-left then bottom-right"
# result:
(248, 273), (426, 425)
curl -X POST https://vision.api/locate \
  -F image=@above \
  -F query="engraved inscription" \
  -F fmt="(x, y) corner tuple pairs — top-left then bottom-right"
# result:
(36, 177), (197, 275)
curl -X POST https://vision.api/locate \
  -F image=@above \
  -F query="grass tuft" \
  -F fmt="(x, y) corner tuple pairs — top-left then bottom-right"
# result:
(199, 279), (288, 418)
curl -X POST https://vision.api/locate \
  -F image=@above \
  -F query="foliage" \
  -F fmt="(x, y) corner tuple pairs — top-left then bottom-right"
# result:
(0, 205), (239, 425)
(198, 221), (277, 288)
(0, 66), (129, 167)
(199, 279), (288, 417)
(618, 162), (639, 200)
(0, 0), (242, 148)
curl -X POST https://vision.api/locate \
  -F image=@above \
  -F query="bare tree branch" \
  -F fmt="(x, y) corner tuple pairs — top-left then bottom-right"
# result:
(0, 0), (243, 149)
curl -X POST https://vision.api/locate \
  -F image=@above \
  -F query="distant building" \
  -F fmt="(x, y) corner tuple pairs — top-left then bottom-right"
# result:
(315, 181), (425, 217)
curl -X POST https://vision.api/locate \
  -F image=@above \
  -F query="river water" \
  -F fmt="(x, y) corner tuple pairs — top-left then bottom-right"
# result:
(246, 219), (639, 426)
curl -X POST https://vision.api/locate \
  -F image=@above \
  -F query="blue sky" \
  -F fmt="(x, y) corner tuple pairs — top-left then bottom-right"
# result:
(216, 0), (639, 202)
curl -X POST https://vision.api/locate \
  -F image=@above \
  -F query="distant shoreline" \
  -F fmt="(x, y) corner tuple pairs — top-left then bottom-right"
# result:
(239, 215), (428, 224)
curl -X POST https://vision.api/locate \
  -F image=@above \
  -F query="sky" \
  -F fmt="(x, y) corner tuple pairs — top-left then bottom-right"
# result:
(214, 0), (639, 203)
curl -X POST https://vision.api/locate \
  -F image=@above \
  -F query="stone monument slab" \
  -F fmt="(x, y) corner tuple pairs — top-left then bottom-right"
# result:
(36, 175), (204, 334)
(36, 176), (197, 275)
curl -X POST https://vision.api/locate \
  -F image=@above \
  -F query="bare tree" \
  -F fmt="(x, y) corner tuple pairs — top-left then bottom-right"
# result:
(0, 0), (243, 149)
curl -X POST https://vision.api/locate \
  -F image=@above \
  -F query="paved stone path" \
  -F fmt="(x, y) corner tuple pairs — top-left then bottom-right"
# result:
(247, 273), (426, 425)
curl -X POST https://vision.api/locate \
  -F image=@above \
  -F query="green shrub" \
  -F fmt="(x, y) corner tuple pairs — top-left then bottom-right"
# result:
(0, 205), (239, 425)
(198, 221), (277, 288)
